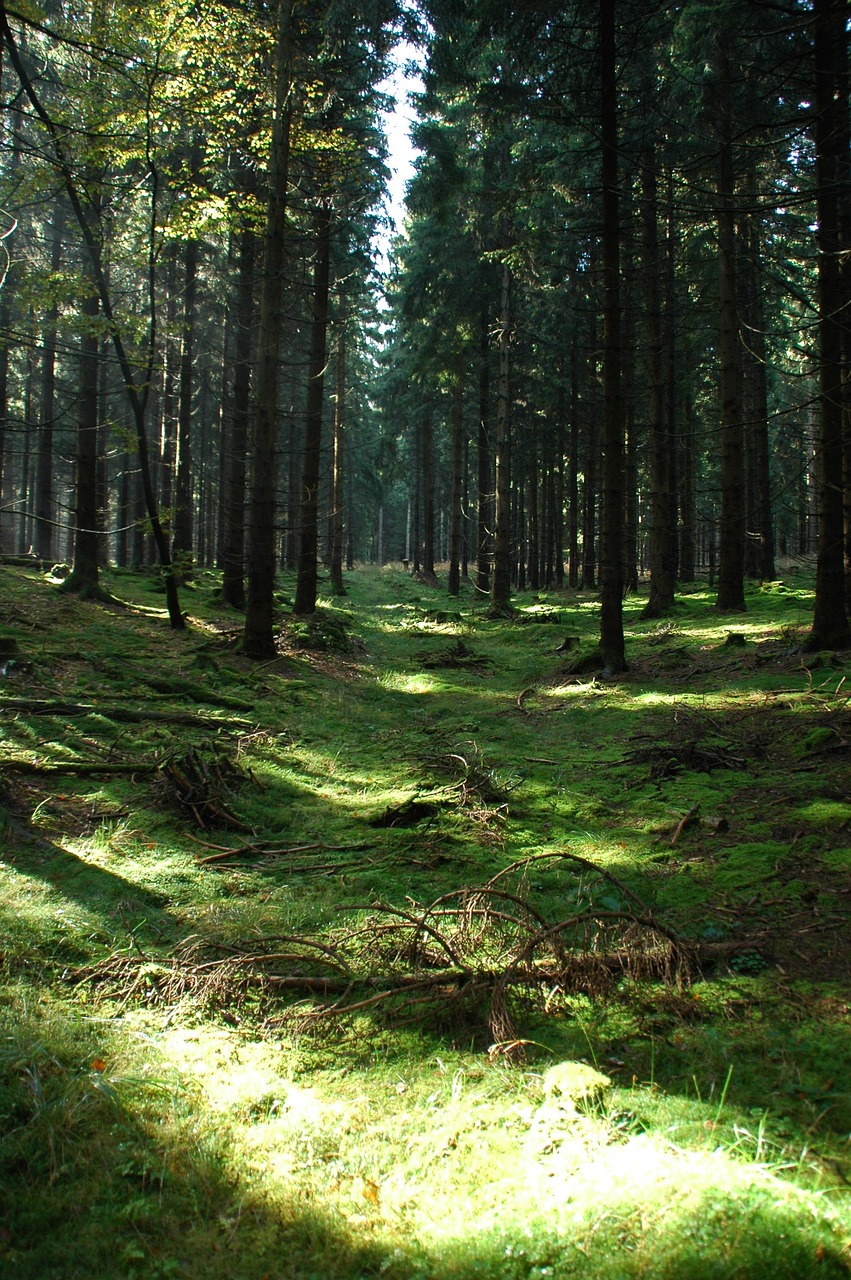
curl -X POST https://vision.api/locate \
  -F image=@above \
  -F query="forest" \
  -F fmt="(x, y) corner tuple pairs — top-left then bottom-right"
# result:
(0, 0), (850, 1277)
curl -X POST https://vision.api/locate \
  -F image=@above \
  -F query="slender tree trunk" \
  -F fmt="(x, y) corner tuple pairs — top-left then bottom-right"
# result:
(447, 371), (464, 596)
(294, 199), (332, 616)
(34, 200), (63, 561)
(244, 0), (293, 654)
(621, 183), (638, 595)
(807, 0), (851, 648)
(329, 318), (346, 596)
(664, 166), (679, 585)
(598, 0), (626, 673)
(491, 246), (512, 613)
(412, 416), (421, 575)
(528, 452), (540, 591)
(422, 408), (436, 580)
(568, 336), (579, 587)
(712, 39), (746, 612)
(221, 226), (256, 610)
(159, 247), (179, 519)
(172, 236), (198, 558)
(680, 394), (696, 581)
(63, 284), (101, 595)
(476, 301), (491, 593)
(582, 319), (598, 589)
(18, 348), (35, 555)
(739, 201), (774, 581)
(642, 143), (675, 617)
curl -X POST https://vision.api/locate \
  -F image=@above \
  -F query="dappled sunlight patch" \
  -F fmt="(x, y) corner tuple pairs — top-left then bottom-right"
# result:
(158, 1026), (292, 1116)
(377, 668), (438, 694)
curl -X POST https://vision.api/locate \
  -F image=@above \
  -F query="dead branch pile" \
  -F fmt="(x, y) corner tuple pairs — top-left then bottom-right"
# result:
(155, 747), (248, 828)
(619, 740), (745, 778)
(75, 852), (694, 1055)
(417, 639), (490, 670)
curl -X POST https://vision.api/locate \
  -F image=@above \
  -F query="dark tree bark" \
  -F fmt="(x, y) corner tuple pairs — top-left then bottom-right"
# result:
(567, 335), (579, 587)
(159, 247), (179, 520)
(421, 408), (436, 580)
(598, 0), (627, 673)
(448, 371), (464, 596)
(63, 283), (101, 596)
(621, 184), (638, 596)
(490, 244), (513, 614)
(527, 451), (540, 591)
(712, 35), (746, 613)
(294, 198), (332, 616)
(807, 0), (851, 648)
(476, 301), (491, 594)
(244, 0), (294, 654)
(221, 225), (256, 610)
(679, 394), (697, 581)
(740, 208), (775, 581)
(329, 318), (346, 596)
(172, 235), (198, 558)
(34, 200), (63, 561)
(581, 320), (598, 589)
(641, 143), (675, 618)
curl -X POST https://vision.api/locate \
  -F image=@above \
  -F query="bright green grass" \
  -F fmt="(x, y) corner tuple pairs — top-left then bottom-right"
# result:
(0, 563), (849, 1278)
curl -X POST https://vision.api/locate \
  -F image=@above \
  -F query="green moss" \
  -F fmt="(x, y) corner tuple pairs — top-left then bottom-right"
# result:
(796, 800), (851, 829)
(1, 564), (850, 1279)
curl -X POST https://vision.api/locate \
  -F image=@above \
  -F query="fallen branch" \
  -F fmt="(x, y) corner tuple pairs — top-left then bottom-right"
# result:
(1, 757), (158, 775)
(73, 853), (695, 1057)
(0, 696), (254, 729)
(192, 839), (370, 866)
(517, 688), (535, 713)
(671, 805), (700, 846)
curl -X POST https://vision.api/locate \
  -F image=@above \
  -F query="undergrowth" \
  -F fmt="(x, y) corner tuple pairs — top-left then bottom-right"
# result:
(0, 561), (849, 1279)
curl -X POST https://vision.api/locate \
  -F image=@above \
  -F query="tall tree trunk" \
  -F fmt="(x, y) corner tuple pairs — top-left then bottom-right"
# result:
(712, 38), (746, 612)
(568, 336), (579, 587)
(221, 225), (256, 610)
(63, 283), (101, 595)
(34, 200), (63, 561)
(528, 451), (540, 591)
(17, 347), (35, 555)
(807, 0), (851, 648)
(582, 319), (598, 589)
(491, 245), (512, 614)
(244, 0), (293, 655)
(172, 236), (198, 558)
(476, 301), (491, 593)
(621, 183), (638, 595)
(422, 408), (436, 580)
(294, 199), (332, 616)
(739, 202), (774, 581)
(159, 247), (179, 519)
(329, 318), (346, 596)
(680, 394), (697, 581)
(598, 0), (627, 672)
(448, 371), (464, 596)
(641, 143), (675, 617)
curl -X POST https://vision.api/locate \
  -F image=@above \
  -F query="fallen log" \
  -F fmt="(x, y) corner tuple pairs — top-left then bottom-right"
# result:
(0, 697), (254, 729)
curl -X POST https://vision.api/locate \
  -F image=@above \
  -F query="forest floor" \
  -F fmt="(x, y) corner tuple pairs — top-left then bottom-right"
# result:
(0, 560), (850, 1280)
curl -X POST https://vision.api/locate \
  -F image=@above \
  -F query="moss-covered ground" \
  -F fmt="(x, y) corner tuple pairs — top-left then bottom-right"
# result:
(0, 561), (849, 1279)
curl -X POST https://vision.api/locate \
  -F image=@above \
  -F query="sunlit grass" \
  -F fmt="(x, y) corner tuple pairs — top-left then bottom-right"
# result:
(2, 563), (851, 1277)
